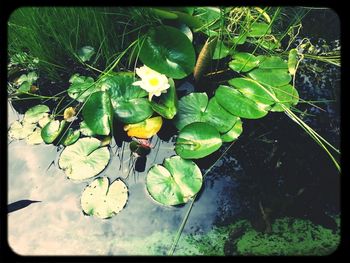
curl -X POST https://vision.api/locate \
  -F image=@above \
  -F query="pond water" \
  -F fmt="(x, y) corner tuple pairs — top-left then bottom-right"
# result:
(7, 8), (341, 256)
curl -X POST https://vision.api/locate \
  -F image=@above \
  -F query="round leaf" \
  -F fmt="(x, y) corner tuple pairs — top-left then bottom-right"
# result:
(248, 68), (291, 87)
(81, 177), (128, 219)
(257, 56), (288, 69)
(8, 121), (36, 140)
(247, 22), (271, 37)
(41, 119), (66, 144)
(23, 104), (50, 124)
(228, 78), (275, 106)
(61, 128), (80, 146)
(26, 128), (43, 145)
(175, 122), (222, 159)
(215, 85), (268, 119)
(82, 91), (113, 136)
(58, 137), (110, 181)
(270, 84), (299, 112)
(67, 75), (98, 102)
(124, 116), (163, 139)
(229, 52), (260, 73)
(221, 118), (243, 142)
(139, 25), (196, 79)
(146, 156), (202, 206)
(213, 41), (230, 60)
(174, 92), (208, 130)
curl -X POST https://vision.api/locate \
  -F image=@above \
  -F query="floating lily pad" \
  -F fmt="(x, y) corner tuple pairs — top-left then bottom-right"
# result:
(270, 84), (299, 112)
(67, 74), (98, 102)
(215, 85), (269, 119)
(59, 137), (110, 181)
(61, 128), (80, 146)
(77, 46), (95, 62)
(81, 177), (128, 219)
(82, 91), (113, 136)
(257, 56), (288, 69)
(41, 119), (67, 144)
(146, 156), (202, 206)
(23, 104), (50, 124)
(80, 120), (96, 136)
(106, 73), (153, 124)
(26, 128), (43, 145)
(248, 68), (291, 87)
(228, 78), (275, 106)
(247, 22), (271, 37)
(124, 116), (163, 139)
(229, 52), (260, 73)
(213, 41), (230, 60)
(221, 118), (243, 142)
(175, 122), (222, 159)
(150, 78), (178, 119)
(139, 25), (196, 79)
(174, 92), (208, 130)
(8, 120), (36, 140)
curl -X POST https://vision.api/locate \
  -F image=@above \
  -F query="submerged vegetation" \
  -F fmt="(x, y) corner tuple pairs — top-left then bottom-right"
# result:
(7, 6), (340, 255)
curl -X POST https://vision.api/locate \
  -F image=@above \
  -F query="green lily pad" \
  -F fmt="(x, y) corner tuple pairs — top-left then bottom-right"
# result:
(26, 128), (43, 145)
(77, 46), (95, 62)
(67, 74), (98, 102)
(229, 52), (260, 73)
(175, 122), (222, 159)
(82, 91), (113, 136)
(23, 104), (50, 124)
(247, 22), (271, 37)
(8, 120), (36, 140)
(61, 128), (81, 146)
(174, 93), (237, 133)
(139, 25), (196, 79)
(146, 156), (203, 206)
(228, 78), (275, 106)
(215, 85), (269, 119)
(150, 78), (178, 119)
(213, 41), (230, 60)
(232, 34), (247, 45)
(81, 177), (128, 219)
(58, 137), (110, 181)
(16, 72), (38, 86)
(80, 120), (96, 136)
(257, 56), (288, 69)
(41, 119), (67, 144)
(248, 68), (291, 87)
(106, 73), (153, 124)
(174, 93), (208, 130)
(221, 118), (243, 142)
(270, 84), (299, 112)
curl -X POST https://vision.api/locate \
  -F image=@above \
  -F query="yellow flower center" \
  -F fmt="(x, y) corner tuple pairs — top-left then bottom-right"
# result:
(149, 77), (159, 87)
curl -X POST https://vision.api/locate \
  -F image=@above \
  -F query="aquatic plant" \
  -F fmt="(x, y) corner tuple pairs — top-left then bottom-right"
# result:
(7, 6), (340, 254)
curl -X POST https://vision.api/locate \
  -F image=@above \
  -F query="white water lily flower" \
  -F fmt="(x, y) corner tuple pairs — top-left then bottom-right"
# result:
(132, 65), (170, 101)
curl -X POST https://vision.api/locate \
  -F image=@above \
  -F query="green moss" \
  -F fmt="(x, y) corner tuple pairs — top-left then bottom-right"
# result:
(235, 217), (340, 256)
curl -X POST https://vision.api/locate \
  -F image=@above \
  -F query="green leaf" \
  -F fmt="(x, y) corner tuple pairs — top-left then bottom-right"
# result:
(25, 128), (43, 145)
(248, 68), (291, 87)
(80, 120), (96, 136)
(16, 72), (38, 86)
(67, 75), (98, 102)
(41, 119), (67, 144)
(8, 120), (36, 140)
(212, 41), (230, 60)
(150, 8), (178, 19)
(202, 97), (239, 133)
(232, 34), (247, 45)
(82, 91), (113, 136)
(270, 84), (299, 112)
(18, 82), (31, 92)
(58, 137), (110, 181)
(221, 118), (243, 142)
(139, 25), (196, 79)
(257, 56), (288, 69)
(194, 7), (221, 30)
(173, 11), (204, 29)
(288, 49), (298, 75)
(228, 78), (275, 106)
(247, 22), (271, 37)
(77, 46), (95, 62)
(178, 23), (193, 42)
(146, 156), (203, 206)
(175, 122), (222, 159)
(229, 52), (260, 73)
(150, 78), (178, 119)
(23, 104), (50, 124)
(61, 128), (80, 146)
(106, 73), (153, 124)
(215, 85), (268, 119)
(174, 92), (208, 130)
(81, 177), (128, 219)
